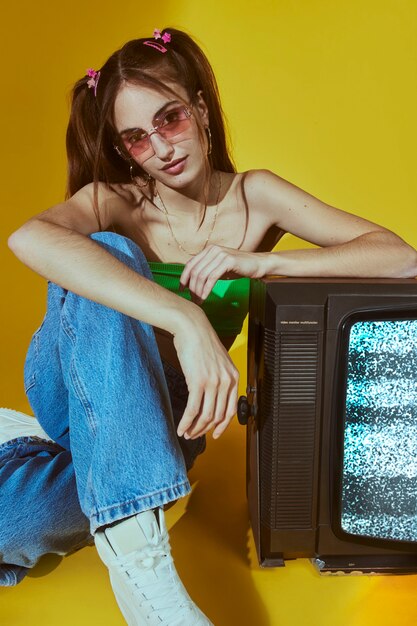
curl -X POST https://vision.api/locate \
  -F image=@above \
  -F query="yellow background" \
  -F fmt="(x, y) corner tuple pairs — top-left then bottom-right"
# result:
(1, 1), (416, 624)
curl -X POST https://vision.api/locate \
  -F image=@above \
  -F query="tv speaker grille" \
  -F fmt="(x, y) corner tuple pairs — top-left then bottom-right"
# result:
(260, 329), (319, 529)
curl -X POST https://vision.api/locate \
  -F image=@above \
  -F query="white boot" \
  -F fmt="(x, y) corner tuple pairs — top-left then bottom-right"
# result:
(94, 508), (214, 626)
(0, 407), (53, 446)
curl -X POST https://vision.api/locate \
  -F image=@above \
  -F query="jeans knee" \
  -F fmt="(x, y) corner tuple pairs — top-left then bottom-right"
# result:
(89, 231), (153, 281)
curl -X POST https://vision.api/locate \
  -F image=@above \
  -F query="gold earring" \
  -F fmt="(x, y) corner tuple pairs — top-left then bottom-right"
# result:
(205, 126), (212, 156)
(114, 144), (128, 160)
(130, 164), (152, 188)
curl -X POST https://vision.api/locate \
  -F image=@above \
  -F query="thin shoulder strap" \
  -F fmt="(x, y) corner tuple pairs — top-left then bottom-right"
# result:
(236, 171), (249, 250)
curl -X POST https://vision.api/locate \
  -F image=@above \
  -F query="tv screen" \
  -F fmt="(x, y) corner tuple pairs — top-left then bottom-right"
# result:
(338, 315), (417, 545)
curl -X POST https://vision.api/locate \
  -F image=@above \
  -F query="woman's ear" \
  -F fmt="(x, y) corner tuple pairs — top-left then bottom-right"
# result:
(195, 90), (209, 126)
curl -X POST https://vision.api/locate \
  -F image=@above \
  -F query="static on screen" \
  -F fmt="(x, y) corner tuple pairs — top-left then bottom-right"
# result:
(341, 320), (417, 542)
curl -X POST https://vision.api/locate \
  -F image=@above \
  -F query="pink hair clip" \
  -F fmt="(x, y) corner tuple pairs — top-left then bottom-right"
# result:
(143, 29), (171, 53)
(86, 68), (100, 96)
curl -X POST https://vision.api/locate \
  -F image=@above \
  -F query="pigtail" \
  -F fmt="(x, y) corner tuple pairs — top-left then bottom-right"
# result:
(66, 78), (101, 198)
(66, 75), (131, 192)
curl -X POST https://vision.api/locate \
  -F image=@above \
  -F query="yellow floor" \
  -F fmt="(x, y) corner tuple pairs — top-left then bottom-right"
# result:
(1, 408), (416, 626)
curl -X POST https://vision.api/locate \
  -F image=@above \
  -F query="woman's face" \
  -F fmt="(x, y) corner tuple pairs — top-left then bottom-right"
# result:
(114, 82), (209, 191)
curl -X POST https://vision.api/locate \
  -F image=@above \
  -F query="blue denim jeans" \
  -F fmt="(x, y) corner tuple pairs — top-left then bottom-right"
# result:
(0, 231), (206, 587)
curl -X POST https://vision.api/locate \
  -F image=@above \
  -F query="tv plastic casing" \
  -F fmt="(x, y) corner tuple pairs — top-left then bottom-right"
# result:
(243, 277), (417, 574)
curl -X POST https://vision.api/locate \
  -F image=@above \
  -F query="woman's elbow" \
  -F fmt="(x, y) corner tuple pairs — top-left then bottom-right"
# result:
(389, 237), (417, 278)
(375, 232), (417, 278)
(8, 222), (35, 257)
(8, 229), (23, 254)
(401, 245), (417, 278)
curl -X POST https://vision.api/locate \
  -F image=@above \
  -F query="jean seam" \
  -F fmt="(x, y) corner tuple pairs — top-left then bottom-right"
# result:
(0, 438), (63, 467)
(24, 327), (45, 394)
(92, 480), (189, 517)
(69, 360), (98, 436)
(61, 312), (98, 436)
(61, 311), (75, 342)
(90, 480), (192, 534)
(24, 377), (36, 394)
(93, 480), (191, 516)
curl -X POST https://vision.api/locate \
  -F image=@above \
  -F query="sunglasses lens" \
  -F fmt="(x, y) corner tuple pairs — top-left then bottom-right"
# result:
(158, 107), (192, 141)
(128, 139), (150, 157)
(122, 107), (192, 158)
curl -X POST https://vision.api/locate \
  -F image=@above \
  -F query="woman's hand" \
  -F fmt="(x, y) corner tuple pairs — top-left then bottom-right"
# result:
(179, 244), (269, 303)
(172, 306), (239, 440)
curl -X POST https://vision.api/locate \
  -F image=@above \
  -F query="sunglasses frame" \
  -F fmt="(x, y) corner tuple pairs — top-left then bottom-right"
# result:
(116, 104), (193, 159)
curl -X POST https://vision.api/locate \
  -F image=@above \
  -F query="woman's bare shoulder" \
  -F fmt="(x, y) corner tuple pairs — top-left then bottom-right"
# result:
(26, 181), (139, 236)
(239, 168), (286, 197)
(238, 168), (310, 222)
(75, 181), (141, 213)
(234, 168), (286, 216)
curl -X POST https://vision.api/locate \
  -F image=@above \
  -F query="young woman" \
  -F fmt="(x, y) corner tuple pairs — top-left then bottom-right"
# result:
(1, 27), (416, 625)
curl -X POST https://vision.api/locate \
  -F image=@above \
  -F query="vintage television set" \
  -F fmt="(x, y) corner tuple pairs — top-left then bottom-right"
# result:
(238, 278), (417, 574)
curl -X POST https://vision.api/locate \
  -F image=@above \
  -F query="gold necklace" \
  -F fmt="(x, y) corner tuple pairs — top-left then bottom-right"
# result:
(155, 172), (222, 256)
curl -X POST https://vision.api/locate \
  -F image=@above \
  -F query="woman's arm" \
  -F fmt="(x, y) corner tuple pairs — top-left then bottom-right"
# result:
(8, 184), (193, 333)
(8, 184), (239, 440)
(178, 169), (417, 303)
(248, 169), (417, 278)
(262, 231), (417, 278)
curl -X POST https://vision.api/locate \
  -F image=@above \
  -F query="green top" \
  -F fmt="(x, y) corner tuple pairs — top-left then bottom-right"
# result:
(148, 261), (250, 337)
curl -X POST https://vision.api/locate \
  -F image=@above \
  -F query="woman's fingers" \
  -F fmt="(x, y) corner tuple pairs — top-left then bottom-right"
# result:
(212, 375), (240, 438)
(187, 256), (226, 300)
(173, 312), (240, 440)
(184, 380), (222, 438)
(180, 246), (234, 301)
(177, 387), (204, 437)
(179, 245), (218, 289)
(178, 377), (219, 438)
(183, 366), (239, 439)
(183, 381), (219, 438)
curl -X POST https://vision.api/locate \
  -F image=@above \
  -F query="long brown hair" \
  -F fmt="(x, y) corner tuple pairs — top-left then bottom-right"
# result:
(66, 28), (235, 228)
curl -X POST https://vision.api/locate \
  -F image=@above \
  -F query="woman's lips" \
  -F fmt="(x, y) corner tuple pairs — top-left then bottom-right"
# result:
(161, 157), (187, 175)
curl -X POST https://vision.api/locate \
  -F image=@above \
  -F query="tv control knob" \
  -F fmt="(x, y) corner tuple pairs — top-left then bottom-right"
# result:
(237, 395), (250, 425)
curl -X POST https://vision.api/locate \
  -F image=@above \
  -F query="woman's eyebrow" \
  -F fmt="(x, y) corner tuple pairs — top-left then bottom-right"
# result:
(119, 100), (182, 136)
